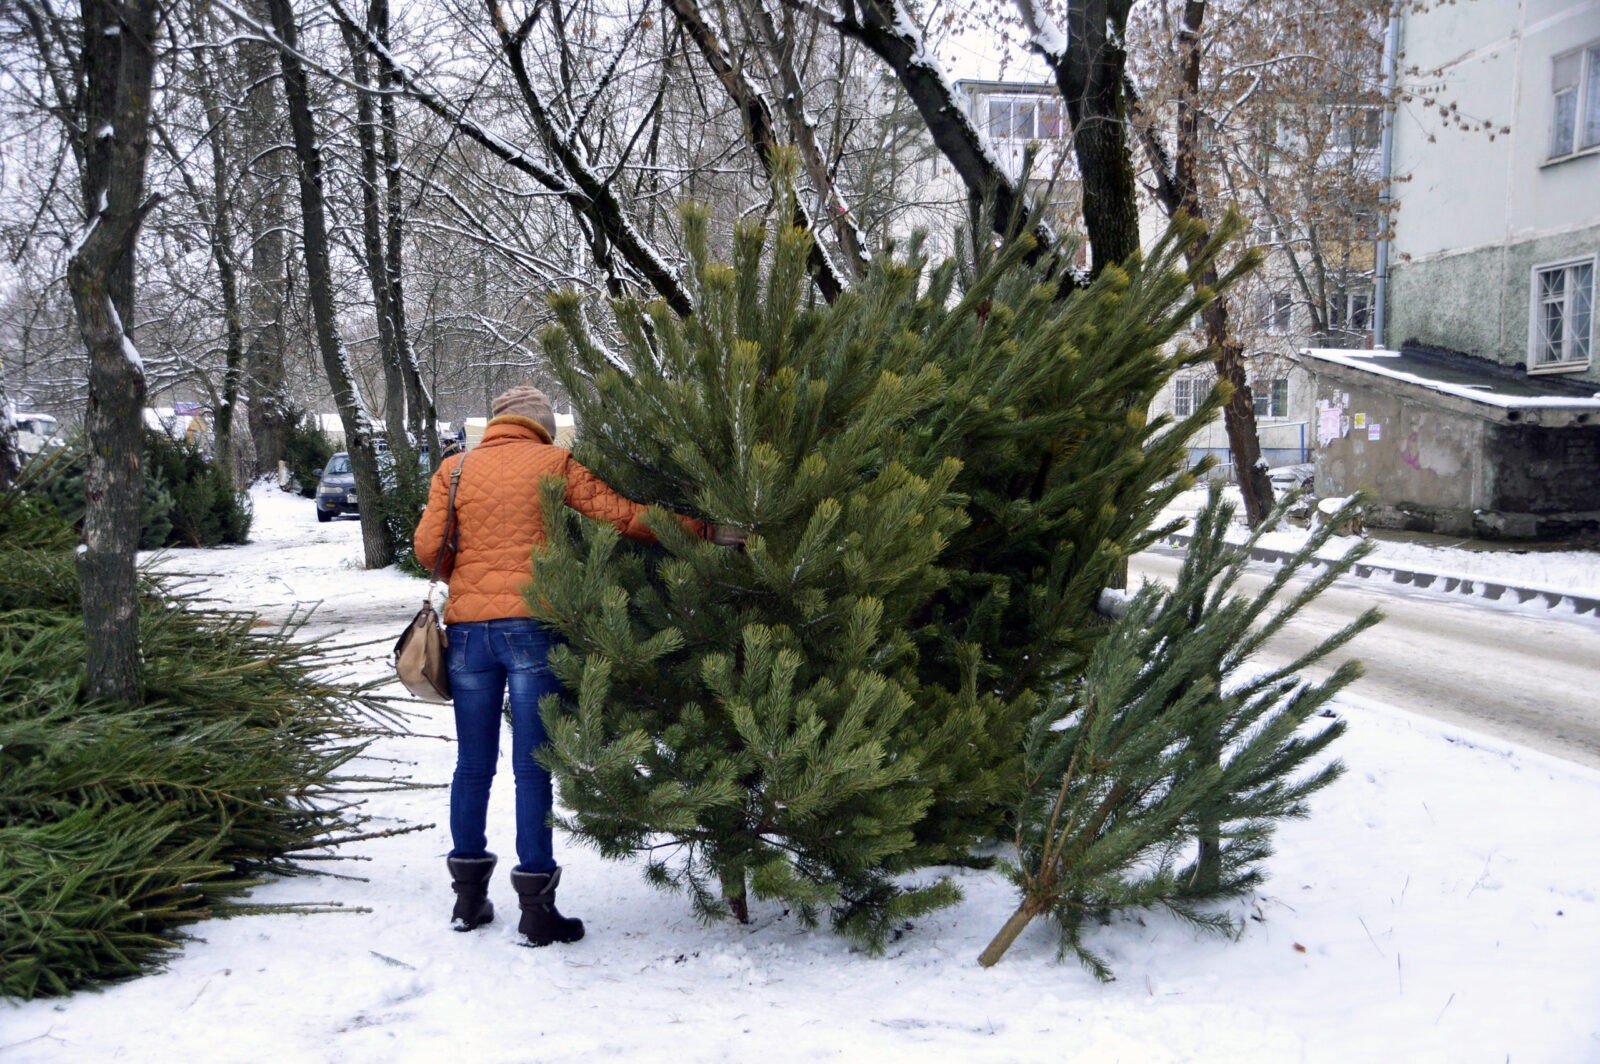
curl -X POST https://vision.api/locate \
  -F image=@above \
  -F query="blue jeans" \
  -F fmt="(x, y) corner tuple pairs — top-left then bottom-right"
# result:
(445, 619), (561, 873)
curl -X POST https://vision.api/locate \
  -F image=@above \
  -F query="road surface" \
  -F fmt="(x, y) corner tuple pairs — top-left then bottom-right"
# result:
(1130, 548), (1600, 769)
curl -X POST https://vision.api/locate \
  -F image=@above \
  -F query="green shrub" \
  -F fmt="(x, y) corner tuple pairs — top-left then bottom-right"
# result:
(143, 431), (252, 548)
(282, 412), (334, 499)
(31, 433), (250, 549)
(378, 438), (435, 577)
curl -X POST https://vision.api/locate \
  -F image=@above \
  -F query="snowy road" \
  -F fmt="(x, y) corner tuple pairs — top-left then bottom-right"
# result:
(1132, 548), (1600, 769)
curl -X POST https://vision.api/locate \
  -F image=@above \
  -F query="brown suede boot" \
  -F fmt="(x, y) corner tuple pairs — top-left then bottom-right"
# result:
(509, 866), (585, 947)
(447, 854), (497, 931)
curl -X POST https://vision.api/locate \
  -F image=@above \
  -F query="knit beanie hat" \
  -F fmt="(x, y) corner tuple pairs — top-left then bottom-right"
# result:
(491, 384), (556, 442)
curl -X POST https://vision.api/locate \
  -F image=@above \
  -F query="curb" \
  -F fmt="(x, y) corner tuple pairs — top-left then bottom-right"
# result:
(1148, 533), (1600, 618)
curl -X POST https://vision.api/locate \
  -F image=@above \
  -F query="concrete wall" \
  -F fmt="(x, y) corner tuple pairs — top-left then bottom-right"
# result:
(1388, 0), (1600, 382)
(1313, 370), (1600, 536)
(1314, 376), (1490, 533)
(1389, 227), (1600, 380)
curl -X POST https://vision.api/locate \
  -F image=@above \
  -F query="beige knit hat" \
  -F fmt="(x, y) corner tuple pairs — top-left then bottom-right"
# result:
(491, 384), (556, 442)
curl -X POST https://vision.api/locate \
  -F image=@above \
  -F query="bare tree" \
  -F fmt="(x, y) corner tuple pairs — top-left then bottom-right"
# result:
(264, 0), (391, 566)
(1121, 0), (1396, 526)
(64, 0), (162, 703)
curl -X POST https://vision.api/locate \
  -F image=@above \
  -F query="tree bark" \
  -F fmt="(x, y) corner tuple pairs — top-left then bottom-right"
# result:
(68, 0), (161, 705)
(187, 31), (247, 484)
(977, 899), (1042, 968)
(373, 0), (438, 462)
(1049, 0), (1140, 274)
(267, 0), (392, 567)
(240, 0), (294, 476)
(1126, 2), (1273, 527)
(342, 12), (408, 449)
(0, 377), (22, 489)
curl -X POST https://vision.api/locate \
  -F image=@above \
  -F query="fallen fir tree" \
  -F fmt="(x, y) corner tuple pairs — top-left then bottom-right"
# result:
(529, 173), (1266, 949)
(0, 479), (420, 1000)
(977, 489), (1380, 974)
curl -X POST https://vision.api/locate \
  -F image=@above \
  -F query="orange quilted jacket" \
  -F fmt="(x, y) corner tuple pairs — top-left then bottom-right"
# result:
(413, 416), (706, 623)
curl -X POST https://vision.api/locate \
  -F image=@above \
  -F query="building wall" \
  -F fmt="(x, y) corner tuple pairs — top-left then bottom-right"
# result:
(1389, 227), (1600, 371)
(1313, 376), (1490, 533)
(1388, 0), (1600, 382)
(1488, 422), (1600, 514)
(1311, 370), (1600, 536)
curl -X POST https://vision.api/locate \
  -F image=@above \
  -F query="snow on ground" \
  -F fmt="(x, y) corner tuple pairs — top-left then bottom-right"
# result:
(5, 484), (1599, 1063)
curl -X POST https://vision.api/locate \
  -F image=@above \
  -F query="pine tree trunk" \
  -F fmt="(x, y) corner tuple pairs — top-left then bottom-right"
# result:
(978, 899), (1043, 968)
(268, 0), (392, 568)
(69, 0), (160, 706)
(721, 868), (750, 924)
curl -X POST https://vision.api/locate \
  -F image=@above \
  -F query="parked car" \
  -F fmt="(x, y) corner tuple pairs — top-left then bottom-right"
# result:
(313, 452), (358, 522)
(1267, 462), (1315, 496)
(315, 449), (433, 522)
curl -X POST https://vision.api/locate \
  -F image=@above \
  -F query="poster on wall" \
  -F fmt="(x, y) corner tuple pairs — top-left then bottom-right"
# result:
(1353, 412), (1367, 429)
(1317, 406), (1343, 446)
(1368, 422), (1382, 442)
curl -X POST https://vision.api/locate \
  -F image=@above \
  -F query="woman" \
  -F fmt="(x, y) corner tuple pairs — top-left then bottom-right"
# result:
(414, 385), (740, 946)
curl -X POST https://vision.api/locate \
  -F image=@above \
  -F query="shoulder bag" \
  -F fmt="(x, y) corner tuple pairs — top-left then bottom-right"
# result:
(394, 455), (466, 702)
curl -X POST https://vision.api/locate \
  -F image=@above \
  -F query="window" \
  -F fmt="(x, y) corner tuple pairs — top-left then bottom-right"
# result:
(1251, 378), (1289, 419)
(1257, 291), (1294, 334)
(1328, 290), (1373, 335)
(1530, 257), (1595, 371)
(986, 94), (1065, 142)
(1550, 43), (1600, 158)
(1330, 106), (1382, 152)
(1173, 376), (1210, 417)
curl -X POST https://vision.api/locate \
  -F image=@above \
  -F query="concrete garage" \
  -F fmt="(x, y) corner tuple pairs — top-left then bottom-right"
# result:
(1302, 346), (1600, 539)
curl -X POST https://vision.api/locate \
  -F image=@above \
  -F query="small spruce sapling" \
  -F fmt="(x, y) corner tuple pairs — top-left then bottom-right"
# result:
(977, 488), (1381, 974)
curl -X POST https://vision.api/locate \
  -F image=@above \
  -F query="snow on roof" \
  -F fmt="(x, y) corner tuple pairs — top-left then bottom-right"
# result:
(1301, 347), (1600, 413)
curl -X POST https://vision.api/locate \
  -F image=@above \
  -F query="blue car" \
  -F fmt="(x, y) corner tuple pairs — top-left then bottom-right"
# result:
(313, 452), (359, 522)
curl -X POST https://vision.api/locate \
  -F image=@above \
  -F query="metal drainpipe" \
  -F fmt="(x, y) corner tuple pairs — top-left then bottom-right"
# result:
(1373, 10), (1402, 350)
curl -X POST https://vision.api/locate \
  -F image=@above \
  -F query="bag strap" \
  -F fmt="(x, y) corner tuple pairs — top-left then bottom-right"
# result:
(426, 453), (469, 597)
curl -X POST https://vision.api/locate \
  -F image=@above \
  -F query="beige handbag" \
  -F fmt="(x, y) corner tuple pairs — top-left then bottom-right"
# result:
(393, 456), (465, 702)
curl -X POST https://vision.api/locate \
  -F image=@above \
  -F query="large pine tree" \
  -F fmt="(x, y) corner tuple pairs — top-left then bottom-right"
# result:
(530, 193), (1256, 947)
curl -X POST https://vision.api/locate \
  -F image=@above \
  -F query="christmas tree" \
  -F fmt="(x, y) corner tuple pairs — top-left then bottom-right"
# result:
(531, 184), (1256, 947)
(977, 489), (1380, 975)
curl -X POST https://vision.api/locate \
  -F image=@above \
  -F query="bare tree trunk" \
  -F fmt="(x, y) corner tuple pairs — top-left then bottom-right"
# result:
(267, 0), (392, 567)
(342, 11), (408, 449)
(1052, 0), (1140, 274)
(373, 0), (438, 462)
(182, 27), (247, 484)
(0, 377), (21, 489)
(828, 0), (1054, 257)
(1126, 3), (1273, 527)
(68, 0), (160, 705)
(745, 0), (869, 282)
(241, 0), (293, 476)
